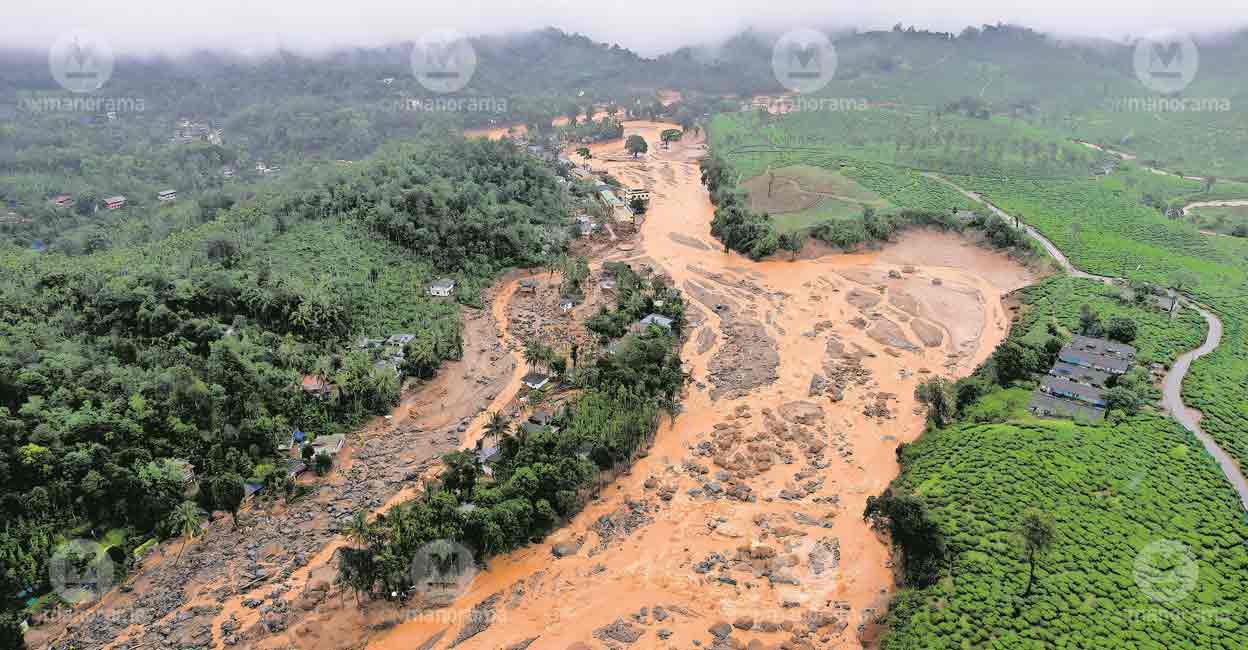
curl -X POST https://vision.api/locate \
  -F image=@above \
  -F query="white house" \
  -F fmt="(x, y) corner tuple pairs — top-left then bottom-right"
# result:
(429, 278), (455, 297)
(311, 434), (345, 456)
(522, 371), (551, 390)
(638, 313), (674, 333)
(625, 187), (650, 203)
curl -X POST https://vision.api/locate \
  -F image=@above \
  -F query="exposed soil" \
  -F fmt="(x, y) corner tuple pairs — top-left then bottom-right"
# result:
(38, 121), (1036, 650)
(365, 122), (1034, 650)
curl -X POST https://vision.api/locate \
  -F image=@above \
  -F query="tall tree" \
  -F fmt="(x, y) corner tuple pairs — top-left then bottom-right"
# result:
(914, 377), (956, 426)
(0, 611), (26, 650)
(484, 411), (510, 441)
(169, 501), (204, 565)
(1017, 508), (1056, 599)
(211, 473), (247, 529)
(345, 510), (373, 549)
(625, 135), (648, 158)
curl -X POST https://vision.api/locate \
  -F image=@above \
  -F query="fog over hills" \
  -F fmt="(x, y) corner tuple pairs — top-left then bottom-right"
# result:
(1, 0), (1245, 56)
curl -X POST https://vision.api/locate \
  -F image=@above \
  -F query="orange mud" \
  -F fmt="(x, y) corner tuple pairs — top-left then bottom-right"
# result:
(368, 122), (1033, 650)
(463, 109), (628, 141)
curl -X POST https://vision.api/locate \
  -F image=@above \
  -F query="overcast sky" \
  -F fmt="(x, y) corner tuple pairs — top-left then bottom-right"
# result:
(3, 0), (1246, 56)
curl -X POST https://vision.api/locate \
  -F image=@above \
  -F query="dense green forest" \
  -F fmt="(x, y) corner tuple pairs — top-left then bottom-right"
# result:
(869, 276), (1248, 649)
(0, 133), (571, 616)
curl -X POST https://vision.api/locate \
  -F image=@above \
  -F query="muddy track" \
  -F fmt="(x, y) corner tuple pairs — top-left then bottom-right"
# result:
(926, 173), (1248, 511)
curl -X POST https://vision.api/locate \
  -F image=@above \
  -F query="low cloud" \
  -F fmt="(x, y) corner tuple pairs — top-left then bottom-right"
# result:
(1, 0), (1244, 56)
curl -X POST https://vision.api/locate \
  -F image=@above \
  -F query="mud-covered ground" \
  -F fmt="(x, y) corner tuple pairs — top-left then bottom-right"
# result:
(34, 121), (1033, 650)
(366, 123), (1033, 650)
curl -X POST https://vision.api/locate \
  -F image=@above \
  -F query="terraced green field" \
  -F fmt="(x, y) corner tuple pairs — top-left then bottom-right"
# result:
(709, 108), (1099, 181)
(883, 417), (1248, 650)
(960, 174), (1248, 468)
(880, 275), (1246, 650)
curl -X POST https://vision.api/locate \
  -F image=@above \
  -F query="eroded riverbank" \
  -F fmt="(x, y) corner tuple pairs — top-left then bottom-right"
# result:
(368, 122), (1034, 650)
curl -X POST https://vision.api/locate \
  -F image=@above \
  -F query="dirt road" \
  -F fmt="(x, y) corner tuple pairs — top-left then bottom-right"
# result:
(927, 173), (1248, 511)
(367, 122), (1033, 650)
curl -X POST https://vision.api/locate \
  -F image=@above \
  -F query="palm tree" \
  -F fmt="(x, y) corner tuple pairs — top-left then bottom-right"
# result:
(484, 411), (510, 442)
(539, 344), (558, 373)
(169, 501), (204, 565)
(345, 511), (372, 549)
(523, 339), (545, 372)
(406, 335), (437, 379)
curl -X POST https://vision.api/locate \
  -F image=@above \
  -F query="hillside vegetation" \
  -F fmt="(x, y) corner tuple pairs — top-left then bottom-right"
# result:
(872, 276), (1248, 650)
(0, 135), (570, 613)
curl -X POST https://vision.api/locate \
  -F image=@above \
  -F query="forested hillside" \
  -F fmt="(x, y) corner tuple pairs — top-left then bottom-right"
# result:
(741, 25), (1248, 177)
(0, 134), (570, 613)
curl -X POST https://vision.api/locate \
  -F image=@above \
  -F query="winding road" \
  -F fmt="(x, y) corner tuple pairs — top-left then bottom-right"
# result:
(925, 173), (1248, 511)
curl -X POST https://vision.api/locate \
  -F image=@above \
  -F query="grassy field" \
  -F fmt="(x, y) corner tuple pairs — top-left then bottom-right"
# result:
(737, 164), (891, 233)
(768, 197), (870, 233)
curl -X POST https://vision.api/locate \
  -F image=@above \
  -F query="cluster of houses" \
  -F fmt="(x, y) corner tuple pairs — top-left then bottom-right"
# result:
(261, 429), (348, 495)
(356, 333), (415, 377)
(172, 119), (224, 146)
(1, 199), (31, 225)
(43, 190), (178, 213)
(47, 194), (127, 211)
(473, 408), (561, 477)
(593, 183), (651, 225)
(1028, 334), (1137, 421)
